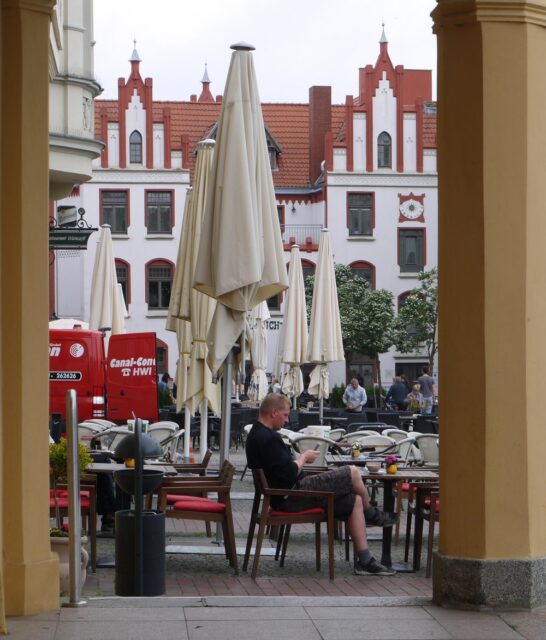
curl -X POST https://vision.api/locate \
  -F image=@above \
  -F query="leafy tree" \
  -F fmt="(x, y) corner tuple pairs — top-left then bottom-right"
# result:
(305, 264), (395, 391)
(392, 268), (438, 373)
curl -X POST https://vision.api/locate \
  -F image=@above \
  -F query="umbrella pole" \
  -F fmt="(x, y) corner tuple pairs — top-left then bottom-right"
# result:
(184, 407), (191, 461)
(293, 396), (297, 411)
(216, 347), (234, 544)
(200, 398), (208, 462)
(319, 397), (324, 425)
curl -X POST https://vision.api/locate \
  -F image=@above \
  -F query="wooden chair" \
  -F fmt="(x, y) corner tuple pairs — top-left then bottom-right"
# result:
(50, 473), (97, 572)
(158, 460), (239, 574)
(403, 482), (440, 577)
(243, 468), (335, 579)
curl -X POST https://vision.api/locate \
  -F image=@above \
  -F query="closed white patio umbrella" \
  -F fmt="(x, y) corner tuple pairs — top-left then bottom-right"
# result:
(307, 229), (344, 423)
(247, 301), (270, 403)
(281, 245), (308, 404)
(193, 42), (288, 462)
(166, 191), (194, 458)
(184, 141), (221, 456)
(89, 224), (126, 351)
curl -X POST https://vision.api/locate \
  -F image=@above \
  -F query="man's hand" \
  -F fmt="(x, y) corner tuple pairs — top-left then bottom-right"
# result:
(296, 448), (320, 470)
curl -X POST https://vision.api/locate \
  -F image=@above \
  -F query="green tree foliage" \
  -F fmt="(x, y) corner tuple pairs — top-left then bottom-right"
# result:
(305, 264), (395, 389)
(392, 268), (438, 372)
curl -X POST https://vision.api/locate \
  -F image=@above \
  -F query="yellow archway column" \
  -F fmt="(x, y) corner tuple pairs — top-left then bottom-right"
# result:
(433, 0), (546, 608)
(1, 0), (59, 615)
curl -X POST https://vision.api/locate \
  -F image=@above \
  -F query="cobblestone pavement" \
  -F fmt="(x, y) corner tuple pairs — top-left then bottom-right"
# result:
(83, 450), (433, 599)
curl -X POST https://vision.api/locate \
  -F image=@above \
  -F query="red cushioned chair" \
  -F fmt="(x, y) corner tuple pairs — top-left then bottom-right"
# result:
(243, 468), (335, 580)
(158, 460), (239, 575)
(50, 474), (97, 572)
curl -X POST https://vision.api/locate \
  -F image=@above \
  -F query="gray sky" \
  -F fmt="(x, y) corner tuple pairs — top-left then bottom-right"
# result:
(93, 0), (437, 104)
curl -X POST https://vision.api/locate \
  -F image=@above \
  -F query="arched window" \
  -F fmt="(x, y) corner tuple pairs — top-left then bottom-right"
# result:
(349, 260), (375, 290)
(146, 259), (173, 310)
(115, 258), (131, 306)
(129, 130), (142, 164)
(301, 259), (316, 282)
(377, 131), (392, 168)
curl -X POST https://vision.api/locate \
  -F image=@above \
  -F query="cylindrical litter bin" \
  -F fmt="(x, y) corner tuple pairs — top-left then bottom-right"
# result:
(115, 509), (165, 596)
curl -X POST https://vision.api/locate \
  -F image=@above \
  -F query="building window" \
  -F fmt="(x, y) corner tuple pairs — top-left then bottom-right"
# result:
(350, 260), (375, 290)
(397, 291), (419, 337)
(399, 229), (425, 273)
(347, 193), (374, 236)
(146, 191), (173, 234)
(115, 259), (130, 306)
(101, 190), (128, 233)
(269, 147), (278, 170)
(156, 338), (168, 375)
(129, 130), (142, 164)
(301, 259), (316, 282)
(146, 260), (173, 310)
(378, 131), (392, 168)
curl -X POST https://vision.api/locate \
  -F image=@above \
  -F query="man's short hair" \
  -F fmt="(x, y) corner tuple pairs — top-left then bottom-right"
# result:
(259, 393), (290, 417)
(422, 365), (429, 374)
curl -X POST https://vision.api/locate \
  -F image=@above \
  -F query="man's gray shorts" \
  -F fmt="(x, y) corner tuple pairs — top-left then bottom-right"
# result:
(281, 466), (356, 519)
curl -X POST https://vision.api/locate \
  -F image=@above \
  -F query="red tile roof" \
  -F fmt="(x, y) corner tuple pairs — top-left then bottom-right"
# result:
(94, 97), (437, 186)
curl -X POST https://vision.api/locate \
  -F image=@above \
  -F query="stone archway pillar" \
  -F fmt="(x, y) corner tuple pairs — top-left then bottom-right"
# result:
(1, 0), (59, 615)
(433, 0), (546, 608)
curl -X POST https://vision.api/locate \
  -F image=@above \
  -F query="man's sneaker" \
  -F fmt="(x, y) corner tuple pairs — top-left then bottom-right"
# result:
(364, 506), (399, 528)
(354, 557), (396, 576)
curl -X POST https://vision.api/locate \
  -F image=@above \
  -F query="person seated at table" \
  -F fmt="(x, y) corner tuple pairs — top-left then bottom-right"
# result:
(342, 378), (367, 413)
(406, 382), (425, 414)
(386, 376), (408, 410)
(246, 393), (397, 576)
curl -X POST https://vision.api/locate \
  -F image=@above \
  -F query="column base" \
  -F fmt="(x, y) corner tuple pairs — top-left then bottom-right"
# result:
(433, 552), (546, 609)
(4, 556), (60, 616)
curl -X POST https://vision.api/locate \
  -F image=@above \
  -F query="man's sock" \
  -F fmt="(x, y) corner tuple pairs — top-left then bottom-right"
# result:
(357, 549), (372, 566)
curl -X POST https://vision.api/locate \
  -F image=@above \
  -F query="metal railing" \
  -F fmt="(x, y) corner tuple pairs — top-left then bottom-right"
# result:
(281, 224), (322, 246)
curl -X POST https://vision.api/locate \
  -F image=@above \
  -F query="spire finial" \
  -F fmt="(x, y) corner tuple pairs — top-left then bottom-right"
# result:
(380, 22), (388, 44)
(129, 38), (141, 63)
(201, 61), (211, 84)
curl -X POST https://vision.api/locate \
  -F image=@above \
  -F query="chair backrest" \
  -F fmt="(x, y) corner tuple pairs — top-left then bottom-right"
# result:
(83, 419), (117, 429)
(77, 423), (104, 448)
(345, 430), (386, 444)
(349, 434), (397, 453)
(414, 434), (439, 465)
(382, 428), (409, 442)
(328, 428), (346, 442)
(393, 436), (416, 464)
(159, 428), (185, 461)
(92, 426), (131, 452)
(218, 459), (236, 487)
(243, 424), (254, 435)
(148, 421), (179, 433)
(290, 435), (330, 466)
(376, 412), (401, 427)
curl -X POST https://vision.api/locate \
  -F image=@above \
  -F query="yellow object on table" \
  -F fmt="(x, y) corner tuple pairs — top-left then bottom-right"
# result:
(386, 464), (398, 474)
(124, 458), (135, 468)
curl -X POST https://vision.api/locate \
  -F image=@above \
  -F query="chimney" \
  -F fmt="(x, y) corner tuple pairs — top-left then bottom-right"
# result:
(309, 86), (331, 184)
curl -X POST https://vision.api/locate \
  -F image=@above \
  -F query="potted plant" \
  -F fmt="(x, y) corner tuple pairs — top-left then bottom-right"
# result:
(49, 438), (93, 593)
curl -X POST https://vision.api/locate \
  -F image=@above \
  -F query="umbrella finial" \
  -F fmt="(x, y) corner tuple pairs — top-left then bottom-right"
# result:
(230, 41), (255, 51)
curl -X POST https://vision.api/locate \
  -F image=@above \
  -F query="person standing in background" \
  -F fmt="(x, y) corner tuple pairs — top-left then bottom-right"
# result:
(343, 378), (367, 413)
(417, 366), (434, 415)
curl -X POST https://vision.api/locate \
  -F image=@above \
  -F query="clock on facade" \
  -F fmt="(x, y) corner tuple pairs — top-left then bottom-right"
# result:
(398, 193), (425, 222)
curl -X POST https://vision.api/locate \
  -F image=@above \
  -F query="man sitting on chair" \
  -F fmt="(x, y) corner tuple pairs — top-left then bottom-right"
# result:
(245, 393), (397, 576)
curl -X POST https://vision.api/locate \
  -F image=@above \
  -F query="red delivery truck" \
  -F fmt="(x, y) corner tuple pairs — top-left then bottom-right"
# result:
(49, 328), (159, 423)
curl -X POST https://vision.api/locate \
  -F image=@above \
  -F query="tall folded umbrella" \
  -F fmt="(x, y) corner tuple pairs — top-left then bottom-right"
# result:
(193, 42), (288, 463)
(184, 141), (221, 424)
(89, 224), (126, 351)
(307, 229), (344, 423)
(193, 43), (288, 374)
(247, 301), (270, 403)
(281, 245), (308, 403)
(166, 191), (194, 458)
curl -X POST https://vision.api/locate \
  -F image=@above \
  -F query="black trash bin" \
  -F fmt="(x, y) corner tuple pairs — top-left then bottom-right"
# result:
(115, 509), (165, 597)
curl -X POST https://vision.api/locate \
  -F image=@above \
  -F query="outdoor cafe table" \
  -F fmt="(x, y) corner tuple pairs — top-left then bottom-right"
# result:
(87, 462), (178, 475)
(325, 455), (439, 572)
